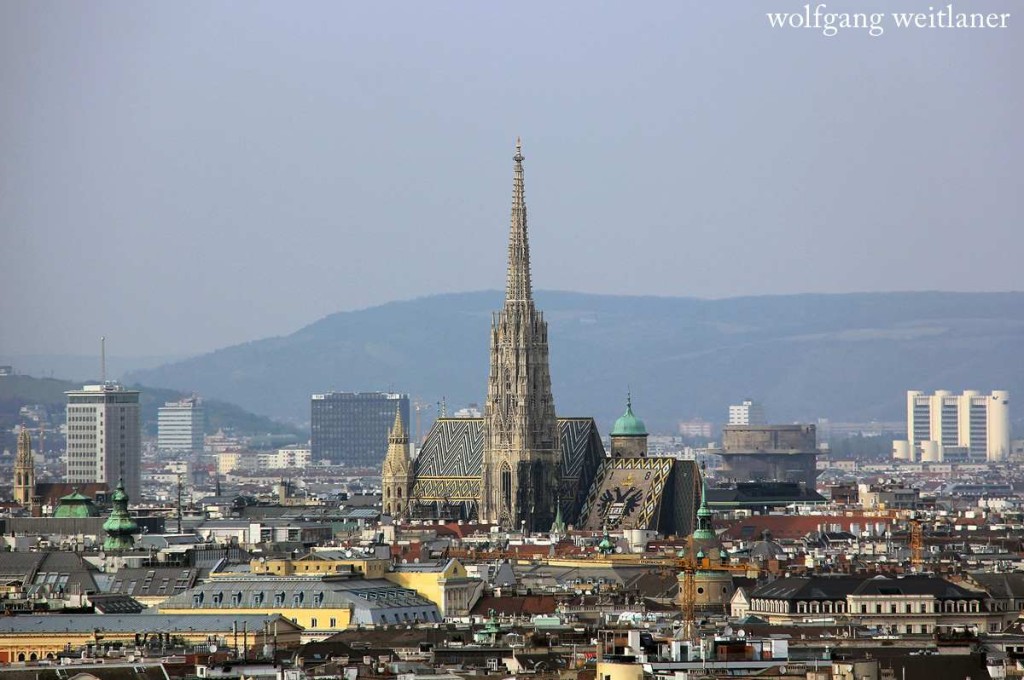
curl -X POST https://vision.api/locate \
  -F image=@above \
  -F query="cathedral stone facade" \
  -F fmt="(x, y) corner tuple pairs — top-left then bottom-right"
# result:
(381, 410), (413, 518)
(387, 141), (700, 536)
(13, 429), (35, 512)
(478, 140), (561, 532)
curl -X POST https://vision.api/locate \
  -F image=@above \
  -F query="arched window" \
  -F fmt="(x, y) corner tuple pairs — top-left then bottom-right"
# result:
(798, 602), (807, 614)
(500, 463), (513, 511)
(811, 601), (819, 613)
(397, 487), (402, 498)
(385, 488), (391, 498)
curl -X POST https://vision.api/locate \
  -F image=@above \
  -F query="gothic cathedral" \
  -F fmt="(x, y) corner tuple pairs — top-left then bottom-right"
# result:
(478, 140), (560, 532)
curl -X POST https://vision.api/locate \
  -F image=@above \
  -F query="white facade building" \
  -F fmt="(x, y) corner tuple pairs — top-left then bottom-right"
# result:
(217, 447), (312, 474)
(728, 399), (766, 426)
(895, 390), (1010, 463)
(259, 447), (312, 470)
(157, 397), (205, 452)
(65, 383), (141, 500)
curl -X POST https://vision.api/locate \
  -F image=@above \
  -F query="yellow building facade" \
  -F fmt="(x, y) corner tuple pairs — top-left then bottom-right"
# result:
(383, 558), (480, 617)
(0, 614), (301, 664)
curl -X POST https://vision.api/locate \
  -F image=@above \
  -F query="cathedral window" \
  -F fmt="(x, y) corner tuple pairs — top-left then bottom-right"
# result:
(501, 464), (513, 511)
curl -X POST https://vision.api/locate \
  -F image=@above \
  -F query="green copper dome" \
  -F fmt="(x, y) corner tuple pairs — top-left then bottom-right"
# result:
(611, 394), (647, 436)
(54, 489), (101, 518)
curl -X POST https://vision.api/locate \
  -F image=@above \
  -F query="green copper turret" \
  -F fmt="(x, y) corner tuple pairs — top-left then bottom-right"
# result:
(102, 479), (138, 551)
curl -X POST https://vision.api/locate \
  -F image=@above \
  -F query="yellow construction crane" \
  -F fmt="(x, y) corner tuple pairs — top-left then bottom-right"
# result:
(676, 551), (697, 641)
(909, 517), (923, 569)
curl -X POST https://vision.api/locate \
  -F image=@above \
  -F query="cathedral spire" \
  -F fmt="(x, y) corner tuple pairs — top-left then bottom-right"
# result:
(388, 408), (407, 443)
(382, 408), (413, 518)
(14, 428), (36, 512)
(482, 139), (559, 531)
(16, 428), (31, 466)
(505, 137), (532, 304)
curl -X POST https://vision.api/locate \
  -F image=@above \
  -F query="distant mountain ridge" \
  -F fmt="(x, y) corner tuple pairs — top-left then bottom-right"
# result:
(127, 290), (1024, 434)
(0, 374), (301, 441)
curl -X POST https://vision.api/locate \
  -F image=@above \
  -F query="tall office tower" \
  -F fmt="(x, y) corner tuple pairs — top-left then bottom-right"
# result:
(728, 399), (766, 426)
(65, 383), (141, 500)
(311, 392), (410, 466)
(899, 390), (1010, 462)
(157, 396), (205, 452)
(479, 140), (560, 532)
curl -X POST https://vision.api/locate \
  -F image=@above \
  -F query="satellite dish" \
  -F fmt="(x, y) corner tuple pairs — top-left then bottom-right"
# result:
(737, 629), (746, 638)
(209, 644), (218, 653)
(779, 667), (787, 674)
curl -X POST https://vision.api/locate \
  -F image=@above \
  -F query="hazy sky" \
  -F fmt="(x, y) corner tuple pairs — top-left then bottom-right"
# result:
(3, 1), (1021, 358)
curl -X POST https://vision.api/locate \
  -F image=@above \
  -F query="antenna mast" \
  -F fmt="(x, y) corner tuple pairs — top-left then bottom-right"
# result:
(101, 336), (107, 383)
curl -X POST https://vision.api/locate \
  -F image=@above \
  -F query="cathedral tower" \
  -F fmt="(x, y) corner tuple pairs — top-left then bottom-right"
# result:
(381, 410), (413, 518)
(610, 393), (648, 458)
(479, 139), (560, 532)
(13, 429), (35, 512)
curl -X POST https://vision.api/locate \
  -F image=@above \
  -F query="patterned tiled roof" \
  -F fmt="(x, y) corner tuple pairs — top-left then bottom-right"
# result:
(411, 417), (605, 504)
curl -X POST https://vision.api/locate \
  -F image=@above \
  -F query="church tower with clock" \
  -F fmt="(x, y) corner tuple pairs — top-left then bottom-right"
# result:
(479, 139), (561, 532)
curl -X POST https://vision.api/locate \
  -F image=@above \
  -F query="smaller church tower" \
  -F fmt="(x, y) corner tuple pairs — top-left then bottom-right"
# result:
(102, 479), (139, 551)
(13, 429), (35, 512)
(381, 410), (413, 518)
(610, 393), (648, 458)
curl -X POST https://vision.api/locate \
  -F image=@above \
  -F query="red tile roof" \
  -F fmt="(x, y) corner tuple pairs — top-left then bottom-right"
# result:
(722, 514), (892, 541)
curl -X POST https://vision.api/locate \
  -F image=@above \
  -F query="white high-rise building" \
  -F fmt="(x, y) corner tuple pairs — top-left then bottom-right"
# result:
(895, 390), (1010, 462)
(158, 397), (205, 452)
(728, 399), (766, 426)
(65, 383), (141, 500)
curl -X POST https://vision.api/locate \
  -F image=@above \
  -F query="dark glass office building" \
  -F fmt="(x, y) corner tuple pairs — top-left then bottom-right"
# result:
(311, 392), (410, 466)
